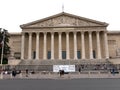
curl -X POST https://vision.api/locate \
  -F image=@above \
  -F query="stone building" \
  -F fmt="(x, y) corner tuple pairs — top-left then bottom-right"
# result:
(8, 12), (120, 65)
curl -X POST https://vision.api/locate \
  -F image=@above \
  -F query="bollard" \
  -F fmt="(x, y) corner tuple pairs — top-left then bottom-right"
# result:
(108, 71), (111, 78)
(88, 71), (90, 78)
(0, 72), (3, 79)
(10, 73), (13, 79)
(68, 72), (71, 79)
(98, 71), (101, 78)
(19, 73), (22, 78)
(49, 71), (51, 75)
(39, 71), (41, 79)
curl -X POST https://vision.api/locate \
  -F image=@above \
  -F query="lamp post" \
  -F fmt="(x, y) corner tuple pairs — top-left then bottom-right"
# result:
(113, 43), (117, 57)
(0, 28), (6, 79)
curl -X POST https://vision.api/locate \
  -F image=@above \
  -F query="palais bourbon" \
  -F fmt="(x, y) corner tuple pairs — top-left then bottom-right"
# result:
(8, 12), (120, 69)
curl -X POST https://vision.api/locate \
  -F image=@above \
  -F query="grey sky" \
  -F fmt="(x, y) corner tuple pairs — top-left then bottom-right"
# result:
(0, 0), (120, 32)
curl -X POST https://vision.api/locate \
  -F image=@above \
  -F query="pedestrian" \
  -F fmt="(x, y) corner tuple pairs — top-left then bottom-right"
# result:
(79, 67), (81, 73)
(26, 69), (29, 77)
(59, 70), (62, 77)
(12, 69), (16, 77)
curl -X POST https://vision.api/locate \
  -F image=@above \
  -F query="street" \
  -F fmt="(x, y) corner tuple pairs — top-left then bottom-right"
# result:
(0, 79), (120, 90)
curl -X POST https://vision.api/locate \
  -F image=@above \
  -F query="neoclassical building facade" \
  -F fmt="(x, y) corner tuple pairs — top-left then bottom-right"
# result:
(9, 12), (120, 65)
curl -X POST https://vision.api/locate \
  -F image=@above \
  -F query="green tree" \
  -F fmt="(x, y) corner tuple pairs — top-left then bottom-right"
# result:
(0, 28), (10, 64)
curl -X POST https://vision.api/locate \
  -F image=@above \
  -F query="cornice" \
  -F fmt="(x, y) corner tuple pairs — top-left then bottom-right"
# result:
(108, 31), (120, 35)
(21, 25), (106, 29)
(10, 32), (21, 35)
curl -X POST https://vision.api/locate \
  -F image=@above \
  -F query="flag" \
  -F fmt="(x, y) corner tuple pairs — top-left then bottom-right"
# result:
(0, 40), (3, 48)
(62, 4), (64, 12)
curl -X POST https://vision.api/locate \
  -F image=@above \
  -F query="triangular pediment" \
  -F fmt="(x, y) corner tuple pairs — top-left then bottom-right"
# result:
(20, 12), (108, 29)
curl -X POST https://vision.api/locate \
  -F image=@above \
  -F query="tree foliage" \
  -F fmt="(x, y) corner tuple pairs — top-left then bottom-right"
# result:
(0, 28), (10, 64)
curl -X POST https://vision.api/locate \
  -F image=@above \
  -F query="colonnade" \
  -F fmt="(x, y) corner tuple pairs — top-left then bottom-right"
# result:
(21, 31), (109, 60)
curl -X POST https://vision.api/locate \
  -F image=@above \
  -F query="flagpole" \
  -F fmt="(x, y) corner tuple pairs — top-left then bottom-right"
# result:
(1, 30), (5, 65)
(0, 29), (5, 79)
(62, 3), (64, 12)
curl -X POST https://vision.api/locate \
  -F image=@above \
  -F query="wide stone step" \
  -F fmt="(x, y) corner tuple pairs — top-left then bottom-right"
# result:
(13, 59), (111, 71)
(19, 59), (108, 65)
(15, 65), (52, 71)
(19, 60), (81, 65)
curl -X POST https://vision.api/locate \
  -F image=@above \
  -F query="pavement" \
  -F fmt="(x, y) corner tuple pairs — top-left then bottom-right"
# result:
(1, 71), (120, 79)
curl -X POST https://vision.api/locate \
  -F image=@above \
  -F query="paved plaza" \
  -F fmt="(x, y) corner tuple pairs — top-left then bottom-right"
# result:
(0, 79), (120, 90)
(1, 71), (120, 79)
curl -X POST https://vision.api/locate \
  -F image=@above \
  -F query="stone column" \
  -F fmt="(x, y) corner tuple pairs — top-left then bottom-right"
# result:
(89, 31), (93, 59)
(21, 32), (25, 60)
(66, 32), (70, 59)
(59, 32), (62, 59)
(28, 32), (32, 60)
(81, 32), (85, 59)
(74, 32), (77, 59)
(104, 31), (109, 59)
(51, 32), (54, 59)
(96, 31), (101, 59)
(36, 32), (39, 60)
(43, 32), (47, 59)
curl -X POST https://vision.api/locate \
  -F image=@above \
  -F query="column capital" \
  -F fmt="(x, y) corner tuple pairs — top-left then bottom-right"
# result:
(81, 31), (85, 34)
(51, 32), (54, 34)
(96, 31), (100, 33)
(36, 32), (40, 34)
(28, 32), (32, 35)
(73, 31), (77, 34)
(21, 32), (25, 35)
(66, 32), (69, 34)
(43, 32), (47, 35)
(88, 31), (92, 34)
(58, 32), (62, 34)
(104, 31), (108, 33)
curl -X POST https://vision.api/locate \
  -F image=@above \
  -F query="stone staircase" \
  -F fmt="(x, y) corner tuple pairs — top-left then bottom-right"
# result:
(18, 59), (108, 65)
(15, 59), (109, 71)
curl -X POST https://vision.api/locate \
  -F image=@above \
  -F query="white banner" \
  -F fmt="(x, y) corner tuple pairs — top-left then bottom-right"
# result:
(53, 65), (75, 72)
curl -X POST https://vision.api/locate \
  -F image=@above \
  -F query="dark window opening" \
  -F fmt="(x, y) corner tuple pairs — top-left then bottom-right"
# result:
(77, 51), (81, 59)
(14, 52), (21, 59)
(93, 50), (96, 58)
(33, 51), (36, 59)
(62, 51), (66, 59)
(47, 51), (51, 59)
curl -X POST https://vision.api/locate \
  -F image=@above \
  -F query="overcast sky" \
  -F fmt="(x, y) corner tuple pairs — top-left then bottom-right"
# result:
(0, 0), (120, 32)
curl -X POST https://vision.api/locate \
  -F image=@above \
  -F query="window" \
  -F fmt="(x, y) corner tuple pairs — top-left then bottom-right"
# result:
(77, 51), (81, 59)
(62, 51), (66, 59)
(14, 52), (21, 59)
(93, 50), (96, 58)
(47, 51), (51, 59)
(108, 40), (116, 45)
(33, 51), (36, 59)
